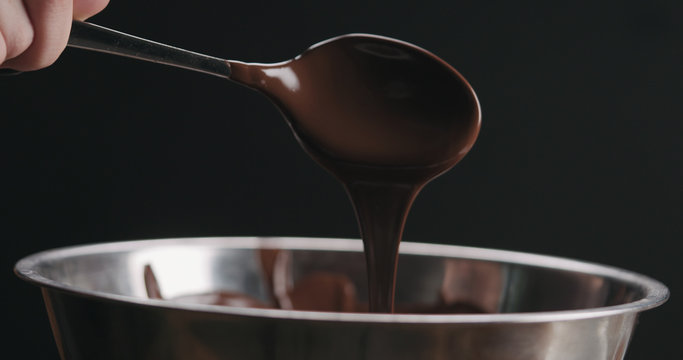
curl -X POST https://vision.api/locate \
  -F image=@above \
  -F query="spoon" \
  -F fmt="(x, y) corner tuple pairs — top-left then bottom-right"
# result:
(70, 20), (481, 312)
(68, 20), (480, 169)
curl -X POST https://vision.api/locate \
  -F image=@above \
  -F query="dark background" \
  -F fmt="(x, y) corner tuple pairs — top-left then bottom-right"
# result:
(2, 0), (681, 358)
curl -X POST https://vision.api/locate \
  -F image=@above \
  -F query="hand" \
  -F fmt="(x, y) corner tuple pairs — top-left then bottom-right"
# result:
(0, 0), (109, 71)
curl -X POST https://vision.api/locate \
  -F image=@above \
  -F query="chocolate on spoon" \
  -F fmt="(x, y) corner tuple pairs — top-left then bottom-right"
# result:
(70, 21), (481, 312)
(68, 21), (479, 172)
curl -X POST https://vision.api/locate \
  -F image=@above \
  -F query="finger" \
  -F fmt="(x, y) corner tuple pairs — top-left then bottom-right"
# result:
(0, 0), (34, 66)
(2, 0), (72, 71)
(73, 0), (110, 21)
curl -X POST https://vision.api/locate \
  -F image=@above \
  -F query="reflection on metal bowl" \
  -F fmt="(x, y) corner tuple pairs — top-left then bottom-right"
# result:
(15, 237), (668, 360)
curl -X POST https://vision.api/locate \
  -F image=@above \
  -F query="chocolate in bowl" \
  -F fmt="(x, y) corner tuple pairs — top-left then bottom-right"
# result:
(15, 237), (668, 360)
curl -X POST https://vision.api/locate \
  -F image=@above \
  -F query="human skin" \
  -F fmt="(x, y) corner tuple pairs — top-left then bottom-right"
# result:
(0, 0), (109, 71)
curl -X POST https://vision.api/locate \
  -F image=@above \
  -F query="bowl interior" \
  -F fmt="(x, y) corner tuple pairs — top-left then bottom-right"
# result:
(18, 237), (665, 316)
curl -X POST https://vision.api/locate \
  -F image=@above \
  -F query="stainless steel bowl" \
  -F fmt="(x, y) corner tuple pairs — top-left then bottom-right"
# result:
(15, 237), (668, 360)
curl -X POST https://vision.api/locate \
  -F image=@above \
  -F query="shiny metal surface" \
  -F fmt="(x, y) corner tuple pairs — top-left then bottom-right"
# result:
(69, 21), (232, 79)
(16, 237), (668, 360)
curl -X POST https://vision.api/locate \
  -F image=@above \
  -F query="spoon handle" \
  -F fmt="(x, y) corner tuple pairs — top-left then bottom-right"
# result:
(68, 21), (231, 79)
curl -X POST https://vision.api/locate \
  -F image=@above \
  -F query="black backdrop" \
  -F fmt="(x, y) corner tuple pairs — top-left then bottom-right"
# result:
(2, 1), (681, 358)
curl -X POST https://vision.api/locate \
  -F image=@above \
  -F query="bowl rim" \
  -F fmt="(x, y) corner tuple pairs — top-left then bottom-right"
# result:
(14, 236), (669, 324)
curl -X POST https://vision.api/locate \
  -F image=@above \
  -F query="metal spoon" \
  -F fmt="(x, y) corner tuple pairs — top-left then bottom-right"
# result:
(69, 21), (231, 78)
(69, 20), (481, 313)
(69, 20), (480, 168)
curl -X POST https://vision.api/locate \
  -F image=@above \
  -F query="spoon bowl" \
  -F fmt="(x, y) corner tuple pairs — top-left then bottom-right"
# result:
(68, 22), (480, 176)
(228, 34), (480, 171)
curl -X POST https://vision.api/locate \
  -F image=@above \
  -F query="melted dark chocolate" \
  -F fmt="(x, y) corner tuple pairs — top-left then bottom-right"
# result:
(144, 35), (480, 314)
(144, 262), (486, 314)
(229, 35), (480, 312)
